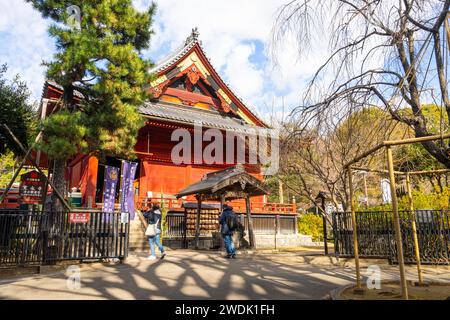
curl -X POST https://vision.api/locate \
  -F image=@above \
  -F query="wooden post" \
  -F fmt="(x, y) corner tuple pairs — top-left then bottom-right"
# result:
(220, 194), (225, 212)
(406, 172), (424, 285)
(275, 214), (280, 249)
(347, 167), (362, 292)
(0, 147), (32, 204)
(195, 194), (202, 249)
(278, 179), (284, 204)
(2, 125), (70, 210)
(294, 214), (298, 234)
(387, 146), (409, 300)
(35, 98), (48, 167)
(292, 196), (297, 213)
(245, 195), (255, 249)
(363, 173), (369, 208)
(320, 197), (329, 255)
(220, 194), (225, 250)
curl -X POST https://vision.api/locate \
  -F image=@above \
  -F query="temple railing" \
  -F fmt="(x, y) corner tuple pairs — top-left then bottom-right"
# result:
(136, 195), (297, 214)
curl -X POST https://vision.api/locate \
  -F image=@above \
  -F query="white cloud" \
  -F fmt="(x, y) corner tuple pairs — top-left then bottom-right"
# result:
(0, 0), (54, 103)
(0, 0), (336, 120)
(147, 0), (340, 121)
(223, 43), (264, 103)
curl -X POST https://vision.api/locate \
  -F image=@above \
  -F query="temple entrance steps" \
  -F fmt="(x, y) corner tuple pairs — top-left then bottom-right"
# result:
(128, 218), (149, 252)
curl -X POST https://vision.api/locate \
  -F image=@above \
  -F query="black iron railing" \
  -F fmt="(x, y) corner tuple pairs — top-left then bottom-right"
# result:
(165, 213), (186, 237)
(0, 210), (129, 267)
(164, 212), (297, 237)
(332, 210), (450, 265)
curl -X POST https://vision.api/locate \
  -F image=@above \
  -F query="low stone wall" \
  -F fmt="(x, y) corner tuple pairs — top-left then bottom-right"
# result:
(163, 233), (321, 250)
(251, 234), (318, 249)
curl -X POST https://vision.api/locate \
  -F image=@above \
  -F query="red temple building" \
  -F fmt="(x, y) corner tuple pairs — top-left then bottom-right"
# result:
(35, 29), (296, 217)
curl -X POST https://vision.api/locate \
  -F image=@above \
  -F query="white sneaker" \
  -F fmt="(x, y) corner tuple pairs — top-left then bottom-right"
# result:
(147, 255), (157, 260)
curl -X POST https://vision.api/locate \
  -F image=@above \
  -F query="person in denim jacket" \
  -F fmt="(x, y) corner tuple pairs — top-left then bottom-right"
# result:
(144, 204), (166, 260)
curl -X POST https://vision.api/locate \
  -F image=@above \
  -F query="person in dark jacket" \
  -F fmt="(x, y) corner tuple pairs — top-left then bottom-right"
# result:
(144, 204), (166, 260)
(219, 204), (237, 258)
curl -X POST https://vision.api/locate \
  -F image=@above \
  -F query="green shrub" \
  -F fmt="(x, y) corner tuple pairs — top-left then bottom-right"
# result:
(297, 214), (323, 241)
(360, 187), (450, 212)
(398, 187), (450, 210)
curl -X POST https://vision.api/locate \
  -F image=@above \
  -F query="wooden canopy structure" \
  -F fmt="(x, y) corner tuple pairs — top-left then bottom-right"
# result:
(176, 164), (268, 249)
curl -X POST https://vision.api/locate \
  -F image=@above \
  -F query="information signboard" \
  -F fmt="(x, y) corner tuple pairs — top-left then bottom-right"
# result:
(19, 170), (46, 205)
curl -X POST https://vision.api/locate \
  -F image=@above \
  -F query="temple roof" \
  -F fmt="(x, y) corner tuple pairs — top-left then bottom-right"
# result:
(176, 165), (268, 200)
(149, 28), (201, 74)
(41, 29), (267, 129)
(148, 28), (266, 128)
(45, 80), (84, 99)
(140, 101), (259, 133)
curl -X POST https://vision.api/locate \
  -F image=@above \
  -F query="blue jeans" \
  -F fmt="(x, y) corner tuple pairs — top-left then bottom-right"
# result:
(148, 230), (164, 257)
(223, 234), (236, 255)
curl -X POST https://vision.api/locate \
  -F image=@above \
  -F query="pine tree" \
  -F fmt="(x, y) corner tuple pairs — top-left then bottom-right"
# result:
(28, 1), (156, 207)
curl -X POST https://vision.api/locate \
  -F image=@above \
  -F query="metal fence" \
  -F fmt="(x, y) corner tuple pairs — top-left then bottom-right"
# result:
(165, 213), (186, 237)
(0, 210), (129, 267)
(332, 210), (450, 265)
(165, 212), (297, 237)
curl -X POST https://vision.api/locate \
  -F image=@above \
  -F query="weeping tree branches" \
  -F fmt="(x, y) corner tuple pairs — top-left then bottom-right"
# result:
(278, 107), (395, 218)
(273, 0), (450, 168)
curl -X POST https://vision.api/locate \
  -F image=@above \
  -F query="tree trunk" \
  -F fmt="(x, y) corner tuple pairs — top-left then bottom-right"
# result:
(52, 159), (67, 211)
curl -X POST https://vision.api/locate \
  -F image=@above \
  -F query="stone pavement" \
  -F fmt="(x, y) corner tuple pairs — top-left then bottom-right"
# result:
(0, 250), (448, 300)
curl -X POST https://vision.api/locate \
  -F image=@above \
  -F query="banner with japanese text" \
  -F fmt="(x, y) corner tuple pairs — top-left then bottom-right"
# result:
(120, 161), (138, 220)
(103, 165), (119, 213)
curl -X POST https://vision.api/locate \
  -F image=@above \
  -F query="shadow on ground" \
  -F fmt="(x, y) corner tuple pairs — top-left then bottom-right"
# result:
(0, 250), (360, 300)
(3, 249), (446, 300)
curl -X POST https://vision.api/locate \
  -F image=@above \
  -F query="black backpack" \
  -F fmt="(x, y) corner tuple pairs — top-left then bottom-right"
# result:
(226, 213), (238, 230)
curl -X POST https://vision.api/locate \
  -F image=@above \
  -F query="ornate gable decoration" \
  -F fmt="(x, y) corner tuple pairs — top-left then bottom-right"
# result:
(148, 28), (266, 127)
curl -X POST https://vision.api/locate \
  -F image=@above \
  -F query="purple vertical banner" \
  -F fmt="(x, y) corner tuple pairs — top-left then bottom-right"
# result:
(120, 161), (138, 220)
(103, 166), (119, 213)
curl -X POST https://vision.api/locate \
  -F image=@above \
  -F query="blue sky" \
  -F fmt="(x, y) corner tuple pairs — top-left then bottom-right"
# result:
(0, 0), (326, 122)
(2, 1), (441, 124)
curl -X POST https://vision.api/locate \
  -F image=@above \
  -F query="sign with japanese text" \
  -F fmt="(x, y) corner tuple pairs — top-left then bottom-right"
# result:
(68, 212), (90, 224)
(103, 166), (119, 213)
(19, 170), (46, 205)
(120, 212), (129, 224)
(120, 161), (138, 220)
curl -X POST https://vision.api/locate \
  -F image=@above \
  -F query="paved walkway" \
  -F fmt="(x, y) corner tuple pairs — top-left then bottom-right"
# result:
(0, 250), (448, 300)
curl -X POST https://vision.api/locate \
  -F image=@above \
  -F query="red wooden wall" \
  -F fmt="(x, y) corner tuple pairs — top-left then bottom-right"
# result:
(67, 120), (265, 208)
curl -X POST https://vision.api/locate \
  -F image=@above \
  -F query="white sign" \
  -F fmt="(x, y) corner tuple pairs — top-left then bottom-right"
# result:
(381, 179), (392, 204)
(120, 212), (129, 224)
(66, 5), (81, 30)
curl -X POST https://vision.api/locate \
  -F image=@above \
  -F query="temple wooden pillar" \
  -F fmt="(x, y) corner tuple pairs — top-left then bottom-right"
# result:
(80, 156), (99, 208)
(245, 194), (255, 249)
(195, 194), (202, 249)
(220, 193), (225, 250)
